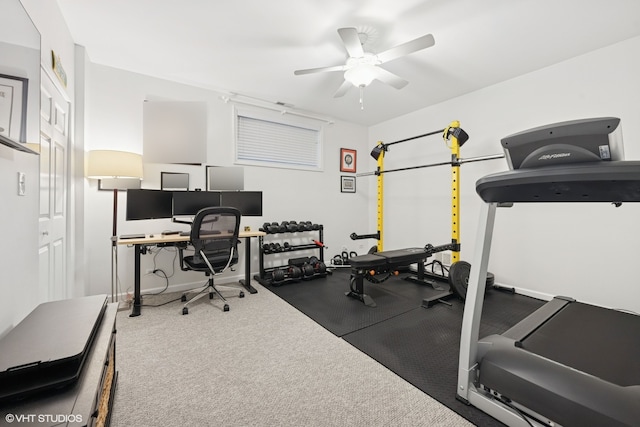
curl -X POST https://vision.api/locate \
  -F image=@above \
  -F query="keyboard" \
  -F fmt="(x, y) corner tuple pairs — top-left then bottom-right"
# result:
(120, 234), (145, 240)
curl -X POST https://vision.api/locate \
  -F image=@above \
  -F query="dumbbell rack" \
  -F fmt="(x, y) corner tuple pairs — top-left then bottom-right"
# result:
(255, 222), (326, 286)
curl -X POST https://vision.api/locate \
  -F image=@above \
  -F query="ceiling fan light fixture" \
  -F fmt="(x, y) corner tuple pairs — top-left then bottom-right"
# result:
(344, 64), (378, 87)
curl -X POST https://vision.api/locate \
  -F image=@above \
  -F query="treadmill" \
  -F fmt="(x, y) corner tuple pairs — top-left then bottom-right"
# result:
(457, 118), (640, 427)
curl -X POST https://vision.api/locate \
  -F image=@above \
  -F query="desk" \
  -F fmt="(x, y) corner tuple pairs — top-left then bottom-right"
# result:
(117, 231), (265, 317)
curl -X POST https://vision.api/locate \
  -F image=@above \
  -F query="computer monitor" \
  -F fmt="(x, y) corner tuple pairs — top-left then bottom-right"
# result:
(126, 189), (174, 220)
(172, 191), (221, 217)
(206, 166), (244, 191)
(160, 172), (189, 190)
(501, 117), (624, 170)
(220, 191), (263, 216)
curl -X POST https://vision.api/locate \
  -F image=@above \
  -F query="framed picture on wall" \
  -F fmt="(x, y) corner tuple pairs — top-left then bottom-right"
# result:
(341, 175), (356, 193)
(340, 148), (357, 173)
(0, 74), (28, 142)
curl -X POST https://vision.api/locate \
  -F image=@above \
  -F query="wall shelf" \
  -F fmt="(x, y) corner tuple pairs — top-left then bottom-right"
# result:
(0, 134), (38, 155)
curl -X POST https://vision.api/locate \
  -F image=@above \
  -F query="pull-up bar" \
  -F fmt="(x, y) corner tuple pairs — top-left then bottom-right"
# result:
(356, 153), (505, 177)
(370, 127), (468, 160)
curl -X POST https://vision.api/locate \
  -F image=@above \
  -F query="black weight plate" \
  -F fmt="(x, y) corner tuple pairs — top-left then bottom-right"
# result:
(486, 272), (495, 288)
(448, 261), (471, 299)
(449, 262), (494, 300)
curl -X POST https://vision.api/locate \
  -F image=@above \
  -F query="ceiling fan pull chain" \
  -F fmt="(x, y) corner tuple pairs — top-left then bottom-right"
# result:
(359, 86), (365, 110)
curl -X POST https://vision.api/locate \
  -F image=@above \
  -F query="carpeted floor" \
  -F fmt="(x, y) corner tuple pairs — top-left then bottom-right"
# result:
(265, 268), (545, 426)
(110, 279), (475, 427)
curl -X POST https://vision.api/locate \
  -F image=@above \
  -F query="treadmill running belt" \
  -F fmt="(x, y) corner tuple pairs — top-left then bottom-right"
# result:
(521, 301), (640, 386)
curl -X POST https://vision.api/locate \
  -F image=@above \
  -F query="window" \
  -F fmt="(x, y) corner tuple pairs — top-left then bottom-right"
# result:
(235, 107), (323, 171)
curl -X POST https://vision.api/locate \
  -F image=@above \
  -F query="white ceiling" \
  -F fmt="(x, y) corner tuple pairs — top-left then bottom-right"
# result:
(56, 0), (640, 126)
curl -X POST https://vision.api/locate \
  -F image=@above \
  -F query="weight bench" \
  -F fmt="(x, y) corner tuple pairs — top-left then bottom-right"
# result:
(346, 247), (450, 307)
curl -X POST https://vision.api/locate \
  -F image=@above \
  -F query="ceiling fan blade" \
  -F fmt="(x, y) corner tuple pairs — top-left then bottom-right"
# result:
(294, 64), (347, 75)
(375, 67), (409, 89)
(377, 34), (435, 64)
(337, 27), (364, 58)
(333, 80), (352, 98)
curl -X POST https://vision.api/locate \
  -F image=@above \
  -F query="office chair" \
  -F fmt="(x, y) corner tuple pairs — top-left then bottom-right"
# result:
(178, 207), (244, 314)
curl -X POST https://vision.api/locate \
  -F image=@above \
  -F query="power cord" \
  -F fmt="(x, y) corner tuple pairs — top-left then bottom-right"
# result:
(490, 394), (535, 427)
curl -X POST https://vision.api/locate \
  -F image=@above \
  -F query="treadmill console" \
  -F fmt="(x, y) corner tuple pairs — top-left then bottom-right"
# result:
(501, 117), (624, 170)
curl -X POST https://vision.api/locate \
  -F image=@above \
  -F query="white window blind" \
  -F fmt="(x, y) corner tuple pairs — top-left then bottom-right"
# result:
(235, 109), (322, 171)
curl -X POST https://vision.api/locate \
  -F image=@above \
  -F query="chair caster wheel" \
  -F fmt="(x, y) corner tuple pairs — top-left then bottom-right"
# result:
(239, 291), (245, 298)
(223, 304), (230, 312)
(182, 307), (189, 315)
(181, 294), (187, 302)
(209, 292), (214, 299)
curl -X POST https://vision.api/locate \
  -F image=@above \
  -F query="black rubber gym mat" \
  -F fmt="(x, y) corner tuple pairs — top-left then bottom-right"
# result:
(265, 269), (421, 336)
(342, 290), (544, 427)
(265, 269), (544, 425)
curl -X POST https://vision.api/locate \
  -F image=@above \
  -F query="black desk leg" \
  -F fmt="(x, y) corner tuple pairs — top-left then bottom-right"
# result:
(239, 237), (258, 294)
(130, 244), (142, 317)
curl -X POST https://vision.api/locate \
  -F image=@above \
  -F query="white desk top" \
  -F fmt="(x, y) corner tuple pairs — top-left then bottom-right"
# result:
(117, 230), (265, 245)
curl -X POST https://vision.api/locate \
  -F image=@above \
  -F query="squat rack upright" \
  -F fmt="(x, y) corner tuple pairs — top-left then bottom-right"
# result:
(354, 120), (479, 263)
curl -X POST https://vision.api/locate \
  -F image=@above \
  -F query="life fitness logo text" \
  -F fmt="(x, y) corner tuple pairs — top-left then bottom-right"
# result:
(5, 413), (84, 423)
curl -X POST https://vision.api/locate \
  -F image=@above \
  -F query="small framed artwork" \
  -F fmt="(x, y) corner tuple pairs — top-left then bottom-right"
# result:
(341, 175), (356, 193)
(340, 148), (357, 173)
(0, 74), (28, 142)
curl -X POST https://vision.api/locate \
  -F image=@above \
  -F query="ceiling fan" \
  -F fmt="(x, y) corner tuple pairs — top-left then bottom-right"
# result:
(294, 27), (435, 104)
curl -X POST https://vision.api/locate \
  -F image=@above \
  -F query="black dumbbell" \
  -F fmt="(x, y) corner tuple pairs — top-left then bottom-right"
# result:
(272, 269), (286, 284)
(288, 265), (302, 279)
(301, 264), (315, 277)
(308, 256), (327, 275)
(284, 221), (298, 232)
(314, 261), (326, 274)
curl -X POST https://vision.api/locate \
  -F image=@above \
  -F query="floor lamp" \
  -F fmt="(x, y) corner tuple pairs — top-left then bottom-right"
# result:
(86, 150), (143, 303)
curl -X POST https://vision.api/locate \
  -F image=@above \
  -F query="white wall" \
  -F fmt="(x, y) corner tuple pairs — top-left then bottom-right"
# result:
(0, 39), (40, 335)
(0, 0), (76, 334)
(0, 147), (39, 336)
(83, 64), (370, 297)
(369, 36), (640, 313)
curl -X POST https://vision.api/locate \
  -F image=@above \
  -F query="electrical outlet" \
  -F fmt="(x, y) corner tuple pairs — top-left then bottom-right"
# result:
(442, 252), (452, 266)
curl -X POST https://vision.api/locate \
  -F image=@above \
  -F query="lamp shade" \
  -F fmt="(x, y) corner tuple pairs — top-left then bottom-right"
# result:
(86, 150), (143, 179)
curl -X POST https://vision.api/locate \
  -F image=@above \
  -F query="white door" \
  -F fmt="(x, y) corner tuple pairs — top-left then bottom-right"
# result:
(38, 72), (69, 302)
